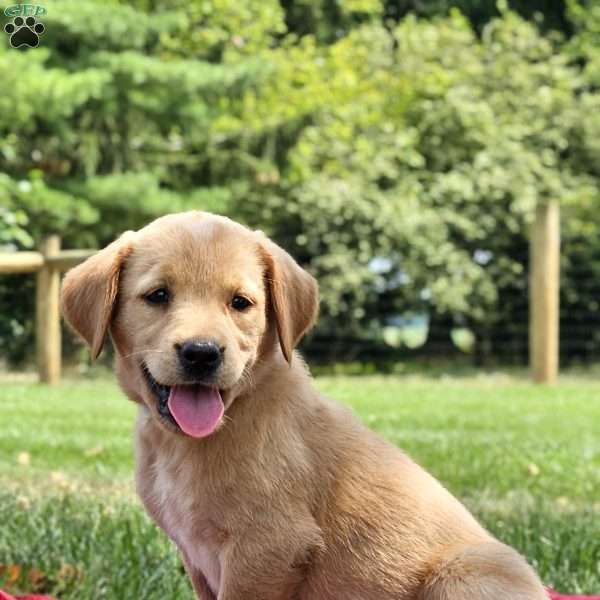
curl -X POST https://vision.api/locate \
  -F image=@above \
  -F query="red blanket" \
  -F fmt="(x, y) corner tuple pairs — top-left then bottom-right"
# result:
(549, 593), (600, 600)
(0, 593), (54, 600)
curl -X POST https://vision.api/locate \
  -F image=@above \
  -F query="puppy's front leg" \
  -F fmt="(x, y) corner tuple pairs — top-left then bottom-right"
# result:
(180, 551), (217, 600)
(217, 520), (322, 600)
(188, 569), (217, 600)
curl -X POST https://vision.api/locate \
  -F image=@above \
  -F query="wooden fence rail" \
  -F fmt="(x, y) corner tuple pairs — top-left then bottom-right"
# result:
(0, 236), (95, 384)
(1, 205), (561, 384)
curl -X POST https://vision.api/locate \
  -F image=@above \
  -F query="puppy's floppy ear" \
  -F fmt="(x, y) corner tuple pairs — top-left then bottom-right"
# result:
(61, 231), (135, 360)
(259, 236), (319, 364)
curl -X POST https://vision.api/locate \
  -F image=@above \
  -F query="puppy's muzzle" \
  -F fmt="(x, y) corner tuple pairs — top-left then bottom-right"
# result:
(177, 339), (224, 379)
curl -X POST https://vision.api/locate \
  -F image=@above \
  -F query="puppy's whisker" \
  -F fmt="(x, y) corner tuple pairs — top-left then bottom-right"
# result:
(240, 365), (257, 391)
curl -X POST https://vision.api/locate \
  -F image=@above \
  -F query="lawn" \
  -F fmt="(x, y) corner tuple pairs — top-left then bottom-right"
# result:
(1, 374), (599, 598)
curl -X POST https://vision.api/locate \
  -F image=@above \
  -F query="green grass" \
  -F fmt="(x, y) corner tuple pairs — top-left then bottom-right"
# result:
(1, 374), (599, 598)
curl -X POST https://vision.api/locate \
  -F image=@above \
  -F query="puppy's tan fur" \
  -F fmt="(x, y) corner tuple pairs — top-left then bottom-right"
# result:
(62, 212), (546, 600)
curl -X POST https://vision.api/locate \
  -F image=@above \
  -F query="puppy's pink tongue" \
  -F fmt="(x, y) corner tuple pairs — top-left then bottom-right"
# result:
(168, 385), (224, 438)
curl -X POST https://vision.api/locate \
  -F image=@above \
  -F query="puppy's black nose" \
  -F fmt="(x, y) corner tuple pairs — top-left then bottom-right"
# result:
(177, 340), (223, 375)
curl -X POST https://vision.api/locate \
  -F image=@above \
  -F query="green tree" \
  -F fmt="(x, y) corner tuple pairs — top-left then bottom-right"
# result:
(0, 0), (278, 361)
(226, 8), (591, 361)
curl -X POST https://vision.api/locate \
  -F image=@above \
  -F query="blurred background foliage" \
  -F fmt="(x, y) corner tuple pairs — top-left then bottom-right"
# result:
(1, 0), (600, 367)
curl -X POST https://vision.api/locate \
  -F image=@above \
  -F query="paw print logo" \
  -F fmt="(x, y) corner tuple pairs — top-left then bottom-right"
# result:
(4, 16), (45, 48)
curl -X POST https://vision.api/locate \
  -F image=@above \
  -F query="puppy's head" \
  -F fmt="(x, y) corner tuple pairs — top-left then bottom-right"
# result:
(61, 212), (318, 439)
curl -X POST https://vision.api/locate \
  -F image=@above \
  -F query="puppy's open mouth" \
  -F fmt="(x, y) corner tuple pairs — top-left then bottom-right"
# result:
(141, 365), (224, 438)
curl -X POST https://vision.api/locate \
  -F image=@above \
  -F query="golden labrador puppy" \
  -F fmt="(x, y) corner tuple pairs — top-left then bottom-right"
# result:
(62, 212), (546, 600)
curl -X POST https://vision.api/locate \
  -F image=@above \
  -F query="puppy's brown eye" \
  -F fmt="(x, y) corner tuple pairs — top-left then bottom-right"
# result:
(145, 288), (170, 305)
(231, 295), (251, 311)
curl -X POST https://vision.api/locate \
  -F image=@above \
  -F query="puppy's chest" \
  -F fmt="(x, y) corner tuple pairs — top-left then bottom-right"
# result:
(150, 457), (225, 595)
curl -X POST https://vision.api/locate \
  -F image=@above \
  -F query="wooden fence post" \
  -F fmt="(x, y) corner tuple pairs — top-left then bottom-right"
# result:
(529, 201), (560, 384)
(36, 235), (61, 384)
